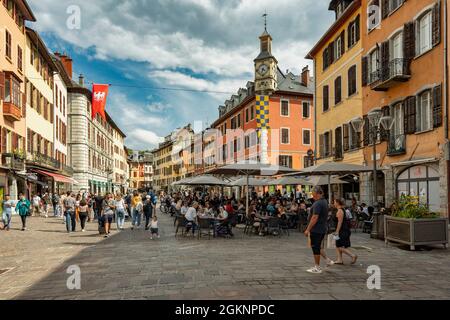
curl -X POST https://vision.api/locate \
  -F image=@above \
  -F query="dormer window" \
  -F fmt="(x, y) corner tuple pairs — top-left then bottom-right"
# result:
(336, 2), (344, 18)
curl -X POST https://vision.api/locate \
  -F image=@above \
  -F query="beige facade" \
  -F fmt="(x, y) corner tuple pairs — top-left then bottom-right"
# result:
(0, 0), (35, 199)
(111, 121), (127, 194)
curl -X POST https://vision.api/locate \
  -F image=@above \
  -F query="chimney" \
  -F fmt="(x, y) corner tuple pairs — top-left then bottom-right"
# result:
(301, 66), (310, 87)
(79, 74), (84, 87)
(54, 51), (73, 80)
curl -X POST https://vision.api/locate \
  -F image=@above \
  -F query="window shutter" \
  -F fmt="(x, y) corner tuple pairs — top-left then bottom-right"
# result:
(403, 21), (415, 73)
(362, 56), (368, 87)
(382, 0), (390, 19)
(380, 105), (390, 141)
(348, 23), (352, 49)
(329, 42), (335, 64)
(404, 96), (416, 134)
(343, 124), (349, 152)
(319, 134), (324, 158)
(22, 92), (26, 117)
(335, 127), (342, 159)
(433, 84), (442, 128)
(0, 71), (5, 101)
(1, 128), (7, 153)
(335, 77), (341, 105)
(432, 1), (441, 47)
(380, 41), (390, 81)
(340, 31), (345, 56)
(355, 15), (360, 42)
(323, 49), (328, 70)
(328, 130), (333, 157)
(363, 116), (370, 146)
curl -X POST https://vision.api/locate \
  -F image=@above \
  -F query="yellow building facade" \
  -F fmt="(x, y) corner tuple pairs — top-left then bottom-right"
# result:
(306, 0), (363, 200)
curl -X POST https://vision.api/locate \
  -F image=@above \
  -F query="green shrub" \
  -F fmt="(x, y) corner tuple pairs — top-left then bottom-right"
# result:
(392, 195), (438, 219)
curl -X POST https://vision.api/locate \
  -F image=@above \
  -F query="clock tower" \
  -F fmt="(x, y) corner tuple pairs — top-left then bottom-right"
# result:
(254, 23), (278, 95)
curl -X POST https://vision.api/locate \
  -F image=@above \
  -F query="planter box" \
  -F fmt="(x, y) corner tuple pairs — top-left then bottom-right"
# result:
(384, 216), (449, 250)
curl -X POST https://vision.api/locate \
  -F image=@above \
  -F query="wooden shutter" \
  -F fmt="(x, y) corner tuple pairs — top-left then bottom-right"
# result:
(381, 106), (390, 141)
(335, 77), (341, 105)
(343, 124), (349, 152)
(329, 42), (335, 65)
(319, 134), (324, 158)
(380, 41), (390, 81)
(1, 128), (7, 153)
(323, 49), (328, 70)
(348, 23), (352, 49)
(403, 21), (415, 74)
(362, 56), (368, 87)
(0, 72), (5, 101)
(22, 92), (26, 117)
(340, 31), (345, 56)
(335, 127), (342, 159)
(363, 116), (370, 146)
(355, 15), (360, 42)
(382, 0), (390, 19)
(404, 96), (416, 134)
(433, 84), (442, 128)
(323, 86), (329, 111)
(352, 124), (361, 149)
(432, 1), (441, 47)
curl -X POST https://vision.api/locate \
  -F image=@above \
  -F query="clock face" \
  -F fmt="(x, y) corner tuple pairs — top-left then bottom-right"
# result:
(258, 64), (269, 76)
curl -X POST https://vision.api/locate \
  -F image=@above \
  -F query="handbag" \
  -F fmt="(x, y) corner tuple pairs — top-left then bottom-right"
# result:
(327, 234), (336, 249)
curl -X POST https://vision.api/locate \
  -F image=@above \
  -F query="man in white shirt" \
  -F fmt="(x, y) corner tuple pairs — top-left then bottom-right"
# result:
(185, 202), (199, 235)
(32, 194), (42, 217)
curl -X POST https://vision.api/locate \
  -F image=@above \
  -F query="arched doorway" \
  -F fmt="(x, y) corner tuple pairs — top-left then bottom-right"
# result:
(396, 165), (440, 212)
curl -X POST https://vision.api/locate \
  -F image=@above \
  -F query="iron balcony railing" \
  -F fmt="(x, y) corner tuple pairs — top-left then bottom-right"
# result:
(28, 152), (59, 169)
(388, 134), (406, 155)
(381, 58), (410, 82)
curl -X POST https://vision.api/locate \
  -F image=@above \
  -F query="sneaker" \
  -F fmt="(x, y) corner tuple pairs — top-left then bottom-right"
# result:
(82, 229), (85, 232)
(326, 259), (335, 266)
(150, 237), (153, 240)
(306, 266), (323, 274)
(104, 234), (108, 238)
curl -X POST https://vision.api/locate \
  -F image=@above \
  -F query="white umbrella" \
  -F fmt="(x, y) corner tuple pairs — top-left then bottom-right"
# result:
(208, 162), (297, 215)
(305, 176), (349, 186)
(228, 177), (270, 187)
(183, 175), (227, 186)
(286, 162), (371, 203)
(268, 176), (312, 186)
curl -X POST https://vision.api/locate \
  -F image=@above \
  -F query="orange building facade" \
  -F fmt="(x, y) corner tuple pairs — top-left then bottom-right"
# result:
(360, 0), (447, 215)
(210, 28), (315, 171)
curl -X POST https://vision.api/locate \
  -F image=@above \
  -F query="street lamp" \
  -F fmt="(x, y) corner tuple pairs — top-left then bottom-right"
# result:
(351, 109), (392, 210)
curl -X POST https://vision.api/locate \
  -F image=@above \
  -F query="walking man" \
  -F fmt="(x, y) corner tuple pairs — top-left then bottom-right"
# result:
(2, 194), (15, 231)
(31, 193), (42, 217)
(304, 186), (334, 274)
(63, 192), (77, 233)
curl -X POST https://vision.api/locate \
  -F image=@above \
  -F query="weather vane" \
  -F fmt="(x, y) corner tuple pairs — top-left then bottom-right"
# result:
(262, 11), (268, 31)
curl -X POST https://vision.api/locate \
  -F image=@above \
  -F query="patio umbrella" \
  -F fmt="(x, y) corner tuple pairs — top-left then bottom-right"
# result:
(305, 176), (349, 186)
(183, 175), (227, 186)
(268, 176), (312, 186)
(208, 162), (297, 215)
(171, 177), (194, 186)
(286, 162), (372, 203)
(228, 177), (270, 187)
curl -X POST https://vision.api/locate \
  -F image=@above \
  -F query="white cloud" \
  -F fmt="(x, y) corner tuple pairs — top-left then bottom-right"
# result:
(127, 129), (164, 149)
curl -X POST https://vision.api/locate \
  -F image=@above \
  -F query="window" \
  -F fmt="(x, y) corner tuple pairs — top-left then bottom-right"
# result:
(281, 128), (290, 144)
(389, 0), (404, 13)
(335, 37), (342, 60)
(417, 11), (432, 56)
(245, 108), (249, 122)
(303, 129), (311, 145)
(348, 65), (357, 96)
(369, 49), (379, 83)
(323, 85), (329, 112)
(231, 117), (237, 129)
(237, 114), (241, 128)
(4, 75), (21, 107)
(250, 105), (255, 120)
(393, 102), (404, 136)
(304, 156), (314, 168)
(324, 131), (331, 157)
(17, 46), (22, 71)
(279, 155), (293, 168)
(335, 76), (342, 105)
(302, 102), (310, 118)
(348, 15), (360, 48)
(281, 100), (289, 116)
(417, 91), (432, 132)
(391, 32), (403, 61)
(5, 30), (12, 60)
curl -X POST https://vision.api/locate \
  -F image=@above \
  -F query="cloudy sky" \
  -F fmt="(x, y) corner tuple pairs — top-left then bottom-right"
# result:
(27, 0), (334, 150)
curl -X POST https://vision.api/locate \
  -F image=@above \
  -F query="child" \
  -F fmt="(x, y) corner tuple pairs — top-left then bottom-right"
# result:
(150, 215), (160, 240)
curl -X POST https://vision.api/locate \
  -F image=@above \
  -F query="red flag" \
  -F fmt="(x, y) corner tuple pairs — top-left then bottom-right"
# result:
(92, 84), (109, 120)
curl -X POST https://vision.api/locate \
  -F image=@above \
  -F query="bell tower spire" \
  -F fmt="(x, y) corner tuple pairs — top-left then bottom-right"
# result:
(254, 11), (278, 95)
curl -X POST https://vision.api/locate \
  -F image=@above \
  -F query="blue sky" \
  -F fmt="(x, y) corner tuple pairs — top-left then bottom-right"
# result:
(27, 0), (334, 150)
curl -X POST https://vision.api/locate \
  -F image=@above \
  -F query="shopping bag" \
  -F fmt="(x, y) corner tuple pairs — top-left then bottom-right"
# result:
(327, 234), (336, 249)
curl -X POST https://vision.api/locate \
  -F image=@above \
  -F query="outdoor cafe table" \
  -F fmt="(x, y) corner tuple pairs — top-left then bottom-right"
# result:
(197, 216), (223, 238)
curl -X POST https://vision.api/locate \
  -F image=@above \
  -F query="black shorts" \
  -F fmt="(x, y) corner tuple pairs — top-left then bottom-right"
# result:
(150, 228), (159, 234)
(103, 215), (113, 223)
(310, 232), (325, 255)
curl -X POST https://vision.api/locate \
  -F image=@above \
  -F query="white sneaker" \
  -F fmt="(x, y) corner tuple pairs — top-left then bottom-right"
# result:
(306, 266), (323, 274)
(326, 259), (335, 266)
(82, 229), (85, 232)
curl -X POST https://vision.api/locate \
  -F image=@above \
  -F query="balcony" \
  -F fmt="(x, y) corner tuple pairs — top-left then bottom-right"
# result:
(2, 102), (22, 122)
(388, 134), (406, 156)
(1, 153), (25, 171)
(60, 163), (74, 176)
(27, 152), (60, 170)
(371, 58), (411, 91)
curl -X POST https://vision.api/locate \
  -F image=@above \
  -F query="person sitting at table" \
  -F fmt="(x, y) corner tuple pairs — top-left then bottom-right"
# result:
(201, 202), (214, 217)
(180, 201), (189, 216)
(277, 206), (287, 220)
(184, 202), (199, 235)
(266, 200), (277, 216)
(224, 200), (234, 215)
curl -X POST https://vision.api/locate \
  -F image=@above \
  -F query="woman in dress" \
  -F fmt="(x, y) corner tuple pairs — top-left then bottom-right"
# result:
(333, 198), (358, 265)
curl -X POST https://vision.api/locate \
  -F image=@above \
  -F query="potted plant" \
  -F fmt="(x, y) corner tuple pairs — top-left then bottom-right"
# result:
(385, 195), (448, 250)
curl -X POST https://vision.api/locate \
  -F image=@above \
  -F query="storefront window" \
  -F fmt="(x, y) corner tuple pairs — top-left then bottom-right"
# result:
(397, 165), (440, 212)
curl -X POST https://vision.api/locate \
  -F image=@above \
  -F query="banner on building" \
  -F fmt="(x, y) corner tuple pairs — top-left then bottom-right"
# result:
(92, 84), (109, 120)
(256, 95), (270, 137)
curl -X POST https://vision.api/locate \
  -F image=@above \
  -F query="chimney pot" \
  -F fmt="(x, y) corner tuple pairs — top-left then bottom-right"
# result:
(301, 66), (310, 87)
(79, 74), (85, 87)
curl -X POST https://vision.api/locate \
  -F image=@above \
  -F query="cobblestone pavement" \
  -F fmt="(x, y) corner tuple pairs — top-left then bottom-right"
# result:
(0, 211), (449, 300)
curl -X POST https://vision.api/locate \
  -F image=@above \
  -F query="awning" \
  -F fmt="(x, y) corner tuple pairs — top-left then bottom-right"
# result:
(33, 170), (78, 184)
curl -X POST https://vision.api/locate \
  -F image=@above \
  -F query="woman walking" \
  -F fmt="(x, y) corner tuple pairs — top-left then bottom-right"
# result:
(16, 193), (31, 231)
(143, 195), (154, 230)
(78, 199), (89, 232)
(131, 191), (142, 230)
(333, 198), (358, 265)
(115, 193), (126, 230)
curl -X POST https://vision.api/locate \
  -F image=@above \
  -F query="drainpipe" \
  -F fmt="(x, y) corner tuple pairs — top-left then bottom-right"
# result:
(444, 0), (448, 140)
(313, 59), (318, 165)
